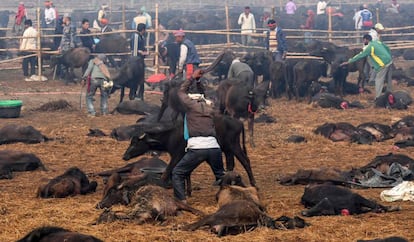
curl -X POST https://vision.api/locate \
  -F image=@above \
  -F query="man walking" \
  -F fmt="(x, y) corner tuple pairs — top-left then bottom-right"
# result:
(20, 19), (37, 78)
(238, 6), (256, 46)
(341, 34), (392, 99)
(82, 54), (112, 117)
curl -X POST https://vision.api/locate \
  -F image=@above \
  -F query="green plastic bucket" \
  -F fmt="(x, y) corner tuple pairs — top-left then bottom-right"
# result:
(0, 100), (22, 118)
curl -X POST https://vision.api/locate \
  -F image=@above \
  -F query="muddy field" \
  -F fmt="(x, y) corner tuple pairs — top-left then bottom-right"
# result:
(1, 65), (414, 242)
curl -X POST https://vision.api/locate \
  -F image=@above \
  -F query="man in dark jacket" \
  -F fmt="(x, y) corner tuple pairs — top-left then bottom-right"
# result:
(80, 19), (95, 52)
(172, 69), (225, 203)
(265, 19), (287, 61)
(130, 23), (148, 57)
(174, 29), (201, 80)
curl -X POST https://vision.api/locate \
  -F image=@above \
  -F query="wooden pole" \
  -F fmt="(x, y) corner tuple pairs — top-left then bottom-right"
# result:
(155, 3), (159, 75)
(271, 6), (275, 19)
(327, 7), (332, 42)
(37, 8), (42, 79)
(376, 8), (380, 24)
(122, 3), (126, 38)
(279, 0), (282, 12)
(225, 4), (230, 47)
(109, 0), (113, 22)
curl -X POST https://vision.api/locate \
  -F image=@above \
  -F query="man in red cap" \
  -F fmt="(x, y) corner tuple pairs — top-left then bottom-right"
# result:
(100, 18), (112, 33)
(174, 29), (201, 80)
(13, 2), (27, 34)
(265, 19), (287, 61)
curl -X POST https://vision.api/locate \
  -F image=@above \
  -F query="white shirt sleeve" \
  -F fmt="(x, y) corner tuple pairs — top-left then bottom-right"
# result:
(238, 13), (243, 25)
(178, 44), (188, 70)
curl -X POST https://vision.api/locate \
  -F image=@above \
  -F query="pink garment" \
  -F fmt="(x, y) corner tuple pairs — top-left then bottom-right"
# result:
(285, 1), (297, 15)
(15, 4), (26, 25)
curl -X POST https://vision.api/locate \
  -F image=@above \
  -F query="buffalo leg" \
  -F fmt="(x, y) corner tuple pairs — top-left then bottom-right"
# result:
(233, 147), (256, 186)
(175, 200), (204, 216)
(224, 151), (235, 171)
(183, 214), (216, 231)
(120, 87), (125, 103)
(301, 198), (336, 217)
(248, 114), (255, 147)
(356, 195), (388, 213)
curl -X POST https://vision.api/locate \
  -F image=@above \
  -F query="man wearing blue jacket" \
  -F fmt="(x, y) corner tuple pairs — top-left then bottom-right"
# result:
(265, 19), (287, 61)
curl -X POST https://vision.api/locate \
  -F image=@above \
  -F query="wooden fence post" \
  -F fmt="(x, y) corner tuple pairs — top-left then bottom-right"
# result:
(122, 3), (126, 38)
(376, 8), (380, 23)
(327, 7), (332, 42)
(36, 7), (42, 79)
(225, 4), (230, 47)
(155, 3), (159, 75)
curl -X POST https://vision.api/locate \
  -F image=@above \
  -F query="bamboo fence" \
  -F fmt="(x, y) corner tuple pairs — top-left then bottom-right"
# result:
(1, 3), (414, 76)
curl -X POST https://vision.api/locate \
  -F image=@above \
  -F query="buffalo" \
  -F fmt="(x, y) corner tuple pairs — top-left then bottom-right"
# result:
(50, 47), (90, 84)
(0, 125), (48, 145)
(311, 92), (364, 109)
(123, 115), (256, 187)
(94, 34), (129, 67)
(292, 59), (327, 101)
(301, 184), (399, 216)
(111, 56), (146, 102)
(217, 79), (269, 147)
(111, 100), (160, 115)
(375, 91), (412, 110)
(95, 185), (203, 224)
(37, 167), (97, 198)
(17, 226), (103, 242)
(0, 150), (47, 179)
(314, 122), (374, 144)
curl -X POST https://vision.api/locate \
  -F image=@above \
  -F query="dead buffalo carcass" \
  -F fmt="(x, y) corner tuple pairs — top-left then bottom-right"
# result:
(314, 122), (374, 144)
(0, 150), (47, 179)
(37, 167), (97, 198)
(301, 184), (400, 217)
(17, 226), (103, 242)
(95, 185), (203, 224)
(50, 47), (90, 84)
(111, 56), (145, 102)
(0, 125), (49, 145)
(111, 100), (160, 115)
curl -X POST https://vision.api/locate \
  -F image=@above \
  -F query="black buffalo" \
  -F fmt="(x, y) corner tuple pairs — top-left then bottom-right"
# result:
(292, 59), (327, 101)
(217, 79), (269, 147)
(375, 91), (412, 110)
(0, 125), (48, 145)
(111, 100), (160, 115)
(301, 184), (399, 216)
(123, 115), (256, 187)
(0, 150), (47, 179)
(37, 167), (97, 198)
(95, 34), (129, 67)
(242, 50), (272, 84)
(17, 226), (103, 242)
(111, 56), (146, 102)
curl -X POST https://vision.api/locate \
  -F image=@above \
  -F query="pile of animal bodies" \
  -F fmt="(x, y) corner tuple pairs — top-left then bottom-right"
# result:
(314, 115), (414, 145)
(95, 170), (307, 237)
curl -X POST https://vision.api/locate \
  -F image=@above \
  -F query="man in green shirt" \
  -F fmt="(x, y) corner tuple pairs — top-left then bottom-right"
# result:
(341, 34), (392, 99)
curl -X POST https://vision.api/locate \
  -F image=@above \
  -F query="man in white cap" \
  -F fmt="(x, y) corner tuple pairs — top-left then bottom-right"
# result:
(93, 4), (108, 30)
(174, 29), (201, 80)
(82, 54), (112, 117)
(369, 23), (384, 41)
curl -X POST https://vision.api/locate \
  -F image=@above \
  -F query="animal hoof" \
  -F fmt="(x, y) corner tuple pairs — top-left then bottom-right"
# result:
(301, 210), (310, 217)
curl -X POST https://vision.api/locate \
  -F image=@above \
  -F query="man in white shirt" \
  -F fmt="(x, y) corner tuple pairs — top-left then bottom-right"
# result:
(174, 29), (201, 80)
(353, 5), (363, 31)
(238, 6), (256, 46)
(43, 1), (56, 29)
(316, 0), (330, 30)
(20, 19), (37, 77)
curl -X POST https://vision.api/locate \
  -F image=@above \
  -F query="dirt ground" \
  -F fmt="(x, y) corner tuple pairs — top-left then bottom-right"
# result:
(1, 63), (414, 242)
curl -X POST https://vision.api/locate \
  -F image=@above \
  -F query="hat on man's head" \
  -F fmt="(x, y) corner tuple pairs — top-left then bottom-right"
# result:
(140, 6), (146, 12)
(173, 29), (185, 37)
(245, 6), (250, 9)
(267, 19), (277, 27)
(102, 4), (108, 9)
(375, 23), (385, 30)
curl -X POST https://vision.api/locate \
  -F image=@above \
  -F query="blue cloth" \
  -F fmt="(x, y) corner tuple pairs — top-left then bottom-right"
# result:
(182, 39), (201, 65)
(184, 113), (189, 140)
